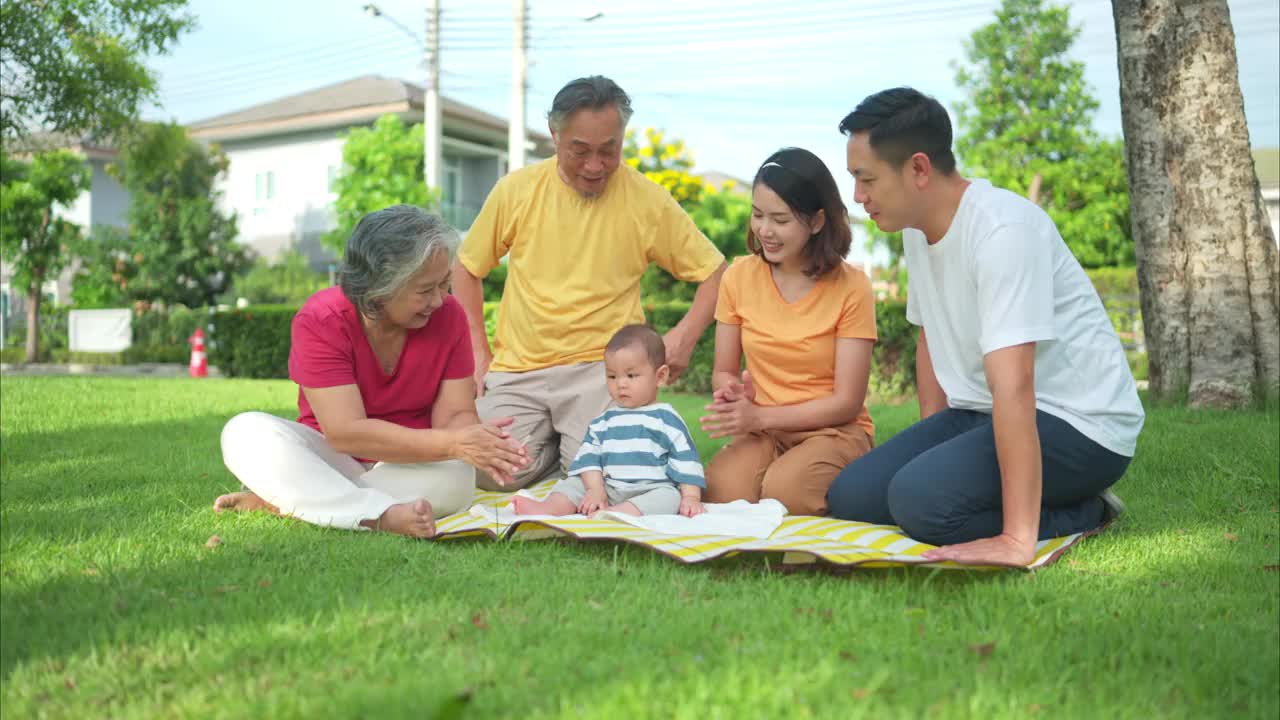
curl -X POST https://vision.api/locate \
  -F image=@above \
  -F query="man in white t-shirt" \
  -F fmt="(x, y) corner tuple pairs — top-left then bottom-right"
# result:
(826, 87), (1145, 567)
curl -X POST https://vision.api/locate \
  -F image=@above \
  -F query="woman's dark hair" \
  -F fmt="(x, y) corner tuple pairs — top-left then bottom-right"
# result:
(747, 147), (852, 278)
(838, 87), (957, 174)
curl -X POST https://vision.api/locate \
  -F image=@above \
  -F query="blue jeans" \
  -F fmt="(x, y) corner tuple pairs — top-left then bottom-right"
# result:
(826, 409), (1132, 545)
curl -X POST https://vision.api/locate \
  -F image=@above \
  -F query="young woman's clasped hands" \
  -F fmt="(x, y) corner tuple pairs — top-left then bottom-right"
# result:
(700, 371), (761, 439)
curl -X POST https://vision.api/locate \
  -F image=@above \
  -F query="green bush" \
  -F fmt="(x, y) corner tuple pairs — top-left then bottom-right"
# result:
(482, 263), (507, 302)
(209, 305), (296, 379)
(3, 306), (69, 357)
(48, 350), (127, 365)
(870, 301), (917, 401)
(645, 300), (717, 394)
(1086, 266), (1142, 346)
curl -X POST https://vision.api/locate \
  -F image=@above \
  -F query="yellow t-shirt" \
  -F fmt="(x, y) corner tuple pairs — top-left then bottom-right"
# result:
(715, 255), (878, 439)
(459, 158), (725, 372)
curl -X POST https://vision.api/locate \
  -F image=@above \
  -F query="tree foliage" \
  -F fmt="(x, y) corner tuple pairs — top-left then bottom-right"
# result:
(623, 128), (749, 301)
(625, 127), (706, 208)
(951, 0), (1132, 267)
(73, 122), (249, 308)
(323, 114), (438, 257)
(0, 0), (193, 142)
(0, 150), (90, 360)
(224, 250), (330, 305)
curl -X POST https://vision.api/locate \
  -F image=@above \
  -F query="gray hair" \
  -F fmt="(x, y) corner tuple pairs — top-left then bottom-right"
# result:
(339, 205), (459, 319)
(547, 76), (633, 133)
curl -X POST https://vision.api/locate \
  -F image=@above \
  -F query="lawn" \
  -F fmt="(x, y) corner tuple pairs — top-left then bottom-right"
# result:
(1, 376), (1277, 719)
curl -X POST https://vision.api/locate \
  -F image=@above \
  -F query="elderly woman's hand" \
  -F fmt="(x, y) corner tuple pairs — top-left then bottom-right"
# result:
(450, 418), (530, 486)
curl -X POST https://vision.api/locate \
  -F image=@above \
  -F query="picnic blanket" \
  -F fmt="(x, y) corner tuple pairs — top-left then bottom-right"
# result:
(435, 477), (1100, 571)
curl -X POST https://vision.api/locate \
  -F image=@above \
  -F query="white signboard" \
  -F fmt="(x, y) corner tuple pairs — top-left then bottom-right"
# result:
(69, 309), (133, 352)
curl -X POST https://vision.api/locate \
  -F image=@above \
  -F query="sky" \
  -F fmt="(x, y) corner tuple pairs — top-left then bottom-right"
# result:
(145, 0), (1279, 208)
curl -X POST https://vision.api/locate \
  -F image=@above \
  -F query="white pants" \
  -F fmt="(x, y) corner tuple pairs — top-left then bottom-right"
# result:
(220, 412), (476, 530)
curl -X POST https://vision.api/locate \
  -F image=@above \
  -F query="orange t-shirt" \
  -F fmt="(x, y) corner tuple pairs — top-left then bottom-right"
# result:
(715, 255), (877, 439)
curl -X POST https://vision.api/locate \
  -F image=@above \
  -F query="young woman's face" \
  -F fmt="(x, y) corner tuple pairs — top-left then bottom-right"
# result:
(750, 183), (824, 270)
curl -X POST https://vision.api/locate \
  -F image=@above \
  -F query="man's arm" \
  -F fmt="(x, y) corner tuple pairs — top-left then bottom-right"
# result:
(662, 262), (727, 381)
(451, 260), (492, 397)
(916, 327), (948, 419)
(985, 342), (1041, 548)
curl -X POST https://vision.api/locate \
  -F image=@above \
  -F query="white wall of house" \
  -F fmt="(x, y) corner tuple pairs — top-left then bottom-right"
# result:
(213, 129), (345, 267)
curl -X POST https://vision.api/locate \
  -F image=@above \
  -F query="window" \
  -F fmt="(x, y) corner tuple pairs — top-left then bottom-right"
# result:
(442, 155), (461, 206)
(255, 171), (276, 202)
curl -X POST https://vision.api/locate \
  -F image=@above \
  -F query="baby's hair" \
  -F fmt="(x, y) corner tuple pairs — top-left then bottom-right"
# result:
(605, 324), (666, 368)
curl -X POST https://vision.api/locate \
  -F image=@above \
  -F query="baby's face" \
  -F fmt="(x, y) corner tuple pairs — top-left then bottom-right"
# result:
(604, 345), (664, 409)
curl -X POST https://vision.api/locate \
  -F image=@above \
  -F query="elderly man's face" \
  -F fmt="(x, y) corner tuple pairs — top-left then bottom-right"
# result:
(382, 249), (451, 330)
(552, 105), (624, 198)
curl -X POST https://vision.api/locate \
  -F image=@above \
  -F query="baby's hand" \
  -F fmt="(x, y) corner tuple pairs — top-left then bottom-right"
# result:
(679, 496), (705, 518)
(578, 488), (608, 515)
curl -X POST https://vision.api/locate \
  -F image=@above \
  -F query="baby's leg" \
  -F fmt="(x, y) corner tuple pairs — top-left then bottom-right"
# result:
(604, 483), (681, 516)
(511, 492), (577, 516)
(512, 476), (585, 516)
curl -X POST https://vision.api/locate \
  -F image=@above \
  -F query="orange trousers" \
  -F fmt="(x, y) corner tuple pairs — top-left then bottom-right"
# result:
(704, 420), (873, 516)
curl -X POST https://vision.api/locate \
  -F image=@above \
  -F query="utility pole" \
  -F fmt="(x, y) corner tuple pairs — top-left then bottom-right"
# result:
(424, 0), (442, 191)
(508, 0), (527, 172)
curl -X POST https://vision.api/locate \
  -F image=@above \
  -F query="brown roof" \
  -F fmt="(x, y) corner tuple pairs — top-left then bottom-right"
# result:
(188, 75), (551, 146)
(7, 130), (117, 157)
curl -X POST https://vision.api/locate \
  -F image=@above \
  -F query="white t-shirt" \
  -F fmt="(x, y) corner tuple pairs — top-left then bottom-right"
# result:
(904, 179), (1145, 456)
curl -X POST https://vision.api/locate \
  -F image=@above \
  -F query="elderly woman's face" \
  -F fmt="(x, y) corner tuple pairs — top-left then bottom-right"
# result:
(381, 249), (452, 330)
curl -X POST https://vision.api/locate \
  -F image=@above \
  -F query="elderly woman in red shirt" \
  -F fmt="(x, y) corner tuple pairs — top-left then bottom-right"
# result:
(214, 205), (528, 537)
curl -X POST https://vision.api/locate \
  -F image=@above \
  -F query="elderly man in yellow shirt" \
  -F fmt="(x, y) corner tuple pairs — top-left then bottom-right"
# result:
(451, 75), (728, 491)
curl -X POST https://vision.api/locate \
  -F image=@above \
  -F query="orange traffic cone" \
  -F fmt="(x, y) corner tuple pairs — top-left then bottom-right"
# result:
(189, 327), (208, 378)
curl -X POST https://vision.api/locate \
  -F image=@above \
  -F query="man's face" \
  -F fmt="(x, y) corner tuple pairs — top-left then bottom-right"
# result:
(552, 105), (624, 198)
(846, 131), (915, 233)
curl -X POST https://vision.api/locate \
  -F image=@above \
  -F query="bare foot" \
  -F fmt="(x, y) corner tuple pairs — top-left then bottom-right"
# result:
(213, 491), (278, 514)
(599, 501), (641, 517)
(362, 499), (436, 538)
(511, 493), (577, 516)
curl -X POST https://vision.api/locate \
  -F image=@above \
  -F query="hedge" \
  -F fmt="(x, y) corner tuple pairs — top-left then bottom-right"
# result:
(208, 305), (296, 379)
(2, 306), (204, 364)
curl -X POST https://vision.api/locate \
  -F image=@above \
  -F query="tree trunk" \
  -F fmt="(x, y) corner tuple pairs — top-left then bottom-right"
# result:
(24, 268), (42, 364)
(1112, 0), (1280, 407)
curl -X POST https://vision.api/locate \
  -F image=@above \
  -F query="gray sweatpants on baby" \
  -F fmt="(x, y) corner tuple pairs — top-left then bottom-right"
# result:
(550, 475), (681, 515)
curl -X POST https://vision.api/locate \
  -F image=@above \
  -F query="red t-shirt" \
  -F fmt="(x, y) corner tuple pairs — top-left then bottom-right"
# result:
(288, 287), (474, 434)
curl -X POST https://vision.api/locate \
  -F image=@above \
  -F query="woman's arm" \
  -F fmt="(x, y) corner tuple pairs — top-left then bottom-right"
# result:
(304, 384), (456, 463)
(431, 376), (483, 429)
(710, 322), (743, 395)
(755, 337), (874, 432)
(702, 338), (874, 438)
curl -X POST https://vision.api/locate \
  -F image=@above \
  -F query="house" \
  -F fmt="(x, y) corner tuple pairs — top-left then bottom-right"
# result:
(187, 75), (553, 269)
(0, 132), (129, 338)
(1254, 148), (1280, 243)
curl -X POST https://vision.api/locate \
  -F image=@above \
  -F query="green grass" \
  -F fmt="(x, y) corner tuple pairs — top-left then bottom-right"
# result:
(1, 376), (1277, 719)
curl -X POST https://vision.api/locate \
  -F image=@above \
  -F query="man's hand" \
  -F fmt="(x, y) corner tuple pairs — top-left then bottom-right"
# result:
(472, 346), (493, 398)
(920, 533), (1036, 568)
(661, 328), (697, 384)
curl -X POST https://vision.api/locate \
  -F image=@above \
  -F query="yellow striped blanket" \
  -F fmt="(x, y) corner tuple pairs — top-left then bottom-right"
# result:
(433, 478), (1099, 570)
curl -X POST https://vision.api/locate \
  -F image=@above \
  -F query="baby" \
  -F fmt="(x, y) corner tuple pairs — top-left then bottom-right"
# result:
(511, 324), (706, 518)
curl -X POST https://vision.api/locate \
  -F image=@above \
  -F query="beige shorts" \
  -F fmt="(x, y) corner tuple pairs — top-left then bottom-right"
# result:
(550, 475), (682, 515)
(475, 362), (613, 491)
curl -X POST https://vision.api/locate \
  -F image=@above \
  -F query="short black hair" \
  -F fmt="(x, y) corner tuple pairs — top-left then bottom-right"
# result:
(605, 324), (665, 368)
(838, 87), (957, 174)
